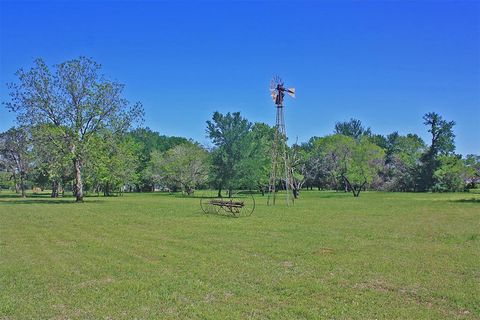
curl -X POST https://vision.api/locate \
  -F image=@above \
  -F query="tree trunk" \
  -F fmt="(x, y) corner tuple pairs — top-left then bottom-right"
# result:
(104, 181), (110, 197)
(51, 180), (58, 198)
(217, 187), (222, 198)
(20, 173), (26, 198)
(12, 172), (19, 193)
(292, 187), (298, 199)
(73, 158), (84, 202)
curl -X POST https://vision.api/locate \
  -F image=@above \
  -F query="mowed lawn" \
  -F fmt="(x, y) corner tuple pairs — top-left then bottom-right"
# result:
(0, 191), (479, 319)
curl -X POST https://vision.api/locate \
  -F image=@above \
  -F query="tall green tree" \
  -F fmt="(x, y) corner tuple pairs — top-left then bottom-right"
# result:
(206, 111), (252, 197)
(384, 132), (426, 191)
(419, 112), (455, 191)
(244, 122), (274, 195)
(4, 57), (143, 201)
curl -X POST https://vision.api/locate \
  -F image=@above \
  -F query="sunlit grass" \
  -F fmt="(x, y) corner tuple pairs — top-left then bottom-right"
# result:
(0, 190), (479, 319)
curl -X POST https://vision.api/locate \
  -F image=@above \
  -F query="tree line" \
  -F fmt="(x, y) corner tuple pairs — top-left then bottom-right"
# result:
(1, 57), (479, 200)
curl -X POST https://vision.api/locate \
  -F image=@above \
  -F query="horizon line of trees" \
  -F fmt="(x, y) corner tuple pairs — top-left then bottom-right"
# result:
(1, 57), (479, 200)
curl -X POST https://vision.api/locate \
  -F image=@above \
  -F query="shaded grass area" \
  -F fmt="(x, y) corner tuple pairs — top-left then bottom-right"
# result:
(0, 191), (479, 319)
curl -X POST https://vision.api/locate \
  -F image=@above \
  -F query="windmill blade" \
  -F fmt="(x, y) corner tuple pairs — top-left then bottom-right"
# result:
(271, 91), (278, 102)
(270, 75), (283, 89)
(270, 78), (278, 91)
(287, 88), (296, 98)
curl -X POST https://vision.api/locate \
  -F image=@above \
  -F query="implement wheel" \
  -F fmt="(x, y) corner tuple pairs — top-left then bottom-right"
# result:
(223, 191), (255, 217)
(200, 196), (222, 214)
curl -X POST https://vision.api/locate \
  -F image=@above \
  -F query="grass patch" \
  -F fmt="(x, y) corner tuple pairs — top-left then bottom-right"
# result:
(1, 191), (479, 319)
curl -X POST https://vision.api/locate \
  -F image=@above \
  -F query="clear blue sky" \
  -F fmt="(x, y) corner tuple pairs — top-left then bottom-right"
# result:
(1, 1), (479, 154)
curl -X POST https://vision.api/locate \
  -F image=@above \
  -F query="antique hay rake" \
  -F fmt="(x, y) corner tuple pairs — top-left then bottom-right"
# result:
(200, 191), (255, 217)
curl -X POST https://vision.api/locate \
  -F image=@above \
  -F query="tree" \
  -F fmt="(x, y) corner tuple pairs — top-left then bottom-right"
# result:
(463, 154), (480, 188)
(311, 135), (352, 191)
(334, 118), (371, 140)
(30, 124), (72, 197)
(289, 142), (318, 198)
(206, 111), (253, 197)
(343, 137), (385, 196)
(383, 132), (426, 191)
(129, 127), (189, 191)
(313, 134), (384, 197)
(83, 132), (140, 196)
(4, 57), (143, 201)
(243, 122), (274, 195)
(0, 127), (31, 197)
(419, 112), (455, 191)
(149, 143), (209, 195)
(432, 155), (466, 192)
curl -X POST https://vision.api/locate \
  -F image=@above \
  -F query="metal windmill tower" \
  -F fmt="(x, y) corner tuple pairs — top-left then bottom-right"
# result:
(268, 75), (296, 205)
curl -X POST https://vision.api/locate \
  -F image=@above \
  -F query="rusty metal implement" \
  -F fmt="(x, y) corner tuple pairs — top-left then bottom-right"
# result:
(200, 192), (255, 217)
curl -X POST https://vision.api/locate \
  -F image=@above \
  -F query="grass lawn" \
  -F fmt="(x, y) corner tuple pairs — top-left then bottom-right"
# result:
(0, 190), (479, 319)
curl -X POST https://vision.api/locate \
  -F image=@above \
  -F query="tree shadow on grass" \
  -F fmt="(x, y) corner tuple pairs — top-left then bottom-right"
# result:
(0, 197), (104, 205)
(0, 193), (59, 199)
(449, 198), (480, 204)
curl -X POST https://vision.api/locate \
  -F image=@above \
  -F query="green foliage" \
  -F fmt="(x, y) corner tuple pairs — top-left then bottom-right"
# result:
(432, 155), (466, 192)
(423, 112), (456, 156)
(289, 142), (318, 197)
(368, 133), (388, 149)
(5, 57), (143, 201)
(0, 127), (31, 197)
(0, 171), (14, 190)
(1, 80), (475, 198)
(30, 124), (73, 196)
(464, 154), (480, 188)
(241, 122), (274, 192)
(148, 143), (209, 195)
(129, 127), (189, 190)
(312, 134), (385, 196)
(334, 118), (371, 140)
(206, 111), (259, 194)
(129, 127), (189, 191)
(384, 133), (426, 191)
(83, 133), (140, 195)
(419, 112), (456, 191)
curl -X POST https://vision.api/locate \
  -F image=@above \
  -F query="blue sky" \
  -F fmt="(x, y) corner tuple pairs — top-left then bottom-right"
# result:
(1, 1), (479, 155)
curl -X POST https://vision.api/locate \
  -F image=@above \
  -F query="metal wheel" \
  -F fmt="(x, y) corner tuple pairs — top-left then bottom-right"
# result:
(224, 191), (255, 217)
(200, 196), (221, 214)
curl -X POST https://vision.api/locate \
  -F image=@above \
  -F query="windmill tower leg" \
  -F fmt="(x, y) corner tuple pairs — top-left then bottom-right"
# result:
(268, 105), (292, 206)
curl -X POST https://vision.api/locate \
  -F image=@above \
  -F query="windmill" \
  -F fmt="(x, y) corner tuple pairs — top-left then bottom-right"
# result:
(268, 75), (295, 205)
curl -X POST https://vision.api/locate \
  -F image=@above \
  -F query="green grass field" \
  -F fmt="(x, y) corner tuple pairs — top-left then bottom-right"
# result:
(0, 191), (479, 319)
